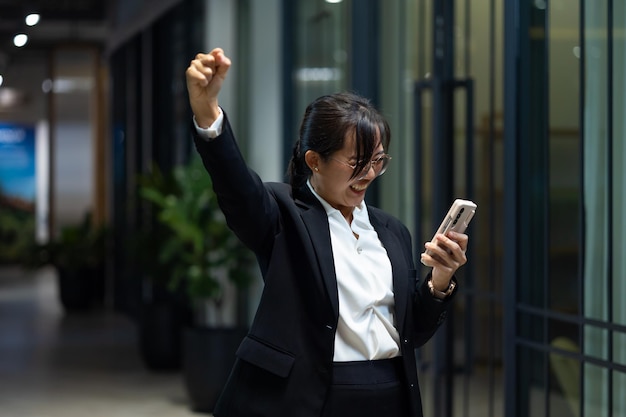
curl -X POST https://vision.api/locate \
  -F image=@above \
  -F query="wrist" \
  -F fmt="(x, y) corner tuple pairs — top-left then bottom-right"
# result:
(194, 103), (221, 128)
(430, 275), (452, 291)
(428, 277), (456, 299)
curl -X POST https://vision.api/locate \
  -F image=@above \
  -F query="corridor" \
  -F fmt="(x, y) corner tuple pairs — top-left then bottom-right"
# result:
(0, 265), (200, 417)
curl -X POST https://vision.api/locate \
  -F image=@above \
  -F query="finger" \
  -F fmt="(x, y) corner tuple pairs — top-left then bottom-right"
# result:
(420, 251), (434, 267)
(192, 57), (215, 78)
(424, 241), (454, 267)
(420, 251), (449, 269)
(209, 47), (225, 57)
(425, 251), (461, 285)
(435, 237), (467, 266)
(186, 65), (210, 87)
(191, 52), (218, 75)
(427, 237), (466, 266)
(435, 233), (463, 255)
(195, 52), (217, 67)
(447, 231), (469, 252)
(443, 235), (468, 266)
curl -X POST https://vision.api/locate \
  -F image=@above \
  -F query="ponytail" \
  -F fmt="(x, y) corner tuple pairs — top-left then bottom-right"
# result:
(287, 140), (310, 189)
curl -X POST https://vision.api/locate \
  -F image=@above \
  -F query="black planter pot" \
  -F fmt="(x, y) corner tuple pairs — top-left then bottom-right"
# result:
(182, 326), (247, 413)
(57, 266), (104, 312)
(139, 300), (190, 371)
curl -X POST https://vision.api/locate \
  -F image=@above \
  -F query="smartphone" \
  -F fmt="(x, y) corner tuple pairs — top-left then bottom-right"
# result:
(425, 199), (477, 256)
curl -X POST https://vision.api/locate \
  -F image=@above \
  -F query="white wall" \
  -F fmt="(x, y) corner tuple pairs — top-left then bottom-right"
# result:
(53, 122), (93, 230)
(248, 0), (283, 182)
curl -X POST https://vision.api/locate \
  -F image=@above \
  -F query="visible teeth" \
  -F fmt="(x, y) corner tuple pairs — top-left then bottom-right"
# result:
(351, 184), (367, 191)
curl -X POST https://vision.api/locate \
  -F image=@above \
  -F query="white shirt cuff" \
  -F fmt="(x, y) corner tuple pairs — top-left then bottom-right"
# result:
(193, 108), (224, 140)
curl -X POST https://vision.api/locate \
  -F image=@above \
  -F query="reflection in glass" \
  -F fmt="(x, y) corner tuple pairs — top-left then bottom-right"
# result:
(549, 339), (580, 417)
(293, 0), (348, 122)
(584, 364), (609, 417)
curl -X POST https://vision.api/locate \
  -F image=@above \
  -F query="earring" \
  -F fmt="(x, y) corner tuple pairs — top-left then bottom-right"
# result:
(314, 167), (319, 172)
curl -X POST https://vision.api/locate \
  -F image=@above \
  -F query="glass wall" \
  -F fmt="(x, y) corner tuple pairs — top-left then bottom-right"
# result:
(547, 2), (581, 416)
(374, 0), (623, 415)
(583, 1), (626, 416)
(505, 1), (626, 416)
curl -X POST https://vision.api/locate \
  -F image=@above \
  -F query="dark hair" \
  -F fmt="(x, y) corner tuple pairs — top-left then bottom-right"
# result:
(287, 92), (391, 189)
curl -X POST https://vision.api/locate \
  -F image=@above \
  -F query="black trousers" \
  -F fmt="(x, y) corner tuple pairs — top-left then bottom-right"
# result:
(322, 357), (410, 417)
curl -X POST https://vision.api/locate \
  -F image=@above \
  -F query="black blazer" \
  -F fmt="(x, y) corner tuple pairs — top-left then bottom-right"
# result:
(193, 113), (455, 417)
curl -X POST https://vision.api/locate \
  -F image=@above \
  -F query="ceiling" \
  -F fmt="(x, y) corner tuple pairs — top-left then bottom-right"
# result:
(0, 0), (111, 117)
(0, 0), (110, 71)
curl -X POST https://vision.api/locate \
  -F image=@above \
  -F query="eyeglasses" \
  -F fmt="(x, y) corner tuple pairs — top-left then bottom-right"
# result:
(330, 154), (392, 179)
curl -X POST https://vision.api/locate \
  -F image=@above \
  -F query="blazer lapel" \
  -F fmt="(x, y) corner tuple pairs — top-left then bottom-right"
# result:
(295, 186), (340, 320)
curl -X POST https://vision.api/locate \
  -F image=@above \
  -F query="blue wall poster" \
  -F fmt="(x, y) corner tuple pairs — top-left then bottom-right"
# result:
(0, 124), (36, 204)
(0, 123), (37, 262)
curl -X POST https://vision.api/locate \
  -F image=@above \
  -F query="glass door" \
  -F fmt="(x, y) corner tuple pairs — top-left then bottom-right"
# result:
(503, 1), (625, 417)
(380, 0), (505, 416)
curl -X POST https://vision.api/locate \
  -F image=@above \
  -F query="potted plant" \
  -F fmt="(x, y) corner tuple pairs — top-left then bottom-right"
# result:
(131, 164), (191, 371)
(138, 155), (255, 412)
(24, 212), (109, 312)
(0, 193), (36, 265)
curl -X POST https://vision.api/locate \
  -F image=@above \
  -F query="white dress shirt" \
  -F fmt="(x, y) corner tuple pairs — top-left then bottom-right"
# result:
(306, 182), (400, 361)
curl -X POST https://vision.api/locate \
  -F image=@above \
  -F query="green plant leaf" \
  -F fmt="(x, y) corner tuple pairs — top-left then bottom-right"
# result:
(134, 155), (255, 304)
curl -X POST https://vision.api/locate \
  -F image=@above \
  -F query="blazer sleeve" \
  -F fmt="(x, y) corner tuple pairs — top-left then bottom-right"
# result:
(191, 113), (280, 257)
(412, 270), (458, 347)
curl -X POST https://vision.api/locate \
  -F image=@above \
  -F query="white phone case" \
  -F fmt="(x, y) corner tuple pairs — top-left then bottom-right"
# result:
(425, 199), (477, 256)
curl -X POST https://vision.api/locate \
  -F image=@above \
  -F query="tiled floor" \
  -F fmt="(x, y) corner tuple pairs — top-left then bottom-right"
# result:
(0, 265), (202, 417)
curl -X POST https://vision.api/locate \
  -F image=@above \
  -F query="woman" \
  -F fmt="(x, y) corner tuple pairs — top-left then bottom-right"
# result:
(186, 48), (469, 417)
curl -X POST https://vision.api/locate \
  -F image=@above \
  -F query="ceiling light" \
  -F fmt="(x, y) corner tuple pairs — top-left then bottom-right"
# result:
(325, 0), (343, 3)
(26, 13), (41, 26)
(0, 75), (3, 87)
(13, 34), (28, 48)
(41, 79), (53, 93)
(295, 67), (342, 82)
(0, 87), (27, 110)
(41, 77), (94, 94)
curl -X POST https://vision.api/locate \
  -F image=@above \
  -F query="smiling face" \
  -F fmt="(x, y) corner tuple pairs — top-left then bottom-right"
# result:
(290, 92), (392, 216)
(306, 131), (385, 220)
